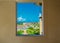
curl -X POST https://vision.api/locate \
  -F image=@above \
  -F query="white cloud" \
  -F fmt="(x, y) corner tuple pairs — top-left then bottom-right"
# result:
(23, 19), (26, 21)
(17, 17), (26, 22)
(39, 13), (42, 17)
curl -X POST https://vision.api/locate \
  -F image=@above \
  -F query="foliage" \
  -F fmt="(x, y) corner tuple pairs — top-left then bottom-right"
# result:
(26, 27), (35, 35)
(26, 27), (40, 35)
(34, 29), (40, 35)
(17, 30), (24, 35)
(17, 22), (40, 35)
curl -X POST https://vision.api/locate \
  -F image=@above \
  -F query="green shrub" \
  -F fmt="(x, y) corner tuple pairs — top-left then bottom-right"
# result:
(26, 27), (40, 35)
(26, 27), (35, 35)
(17, 30), (24, 35)
(34, 29), (40, 35)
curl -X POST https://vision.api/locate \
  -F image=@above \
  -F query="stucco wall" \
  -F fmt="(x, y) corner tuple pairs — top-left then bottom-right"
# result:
(0, 0), (60, 43)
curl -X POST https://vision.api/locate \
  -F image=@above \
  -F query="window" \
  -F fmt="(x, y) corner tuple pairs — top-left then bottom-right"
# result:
(16, 1), (44, 36)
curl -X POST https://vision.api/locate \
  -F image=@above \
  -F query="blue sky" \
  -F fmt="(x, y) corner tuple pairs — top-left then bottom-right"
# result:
(17, 2), (42, 23)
